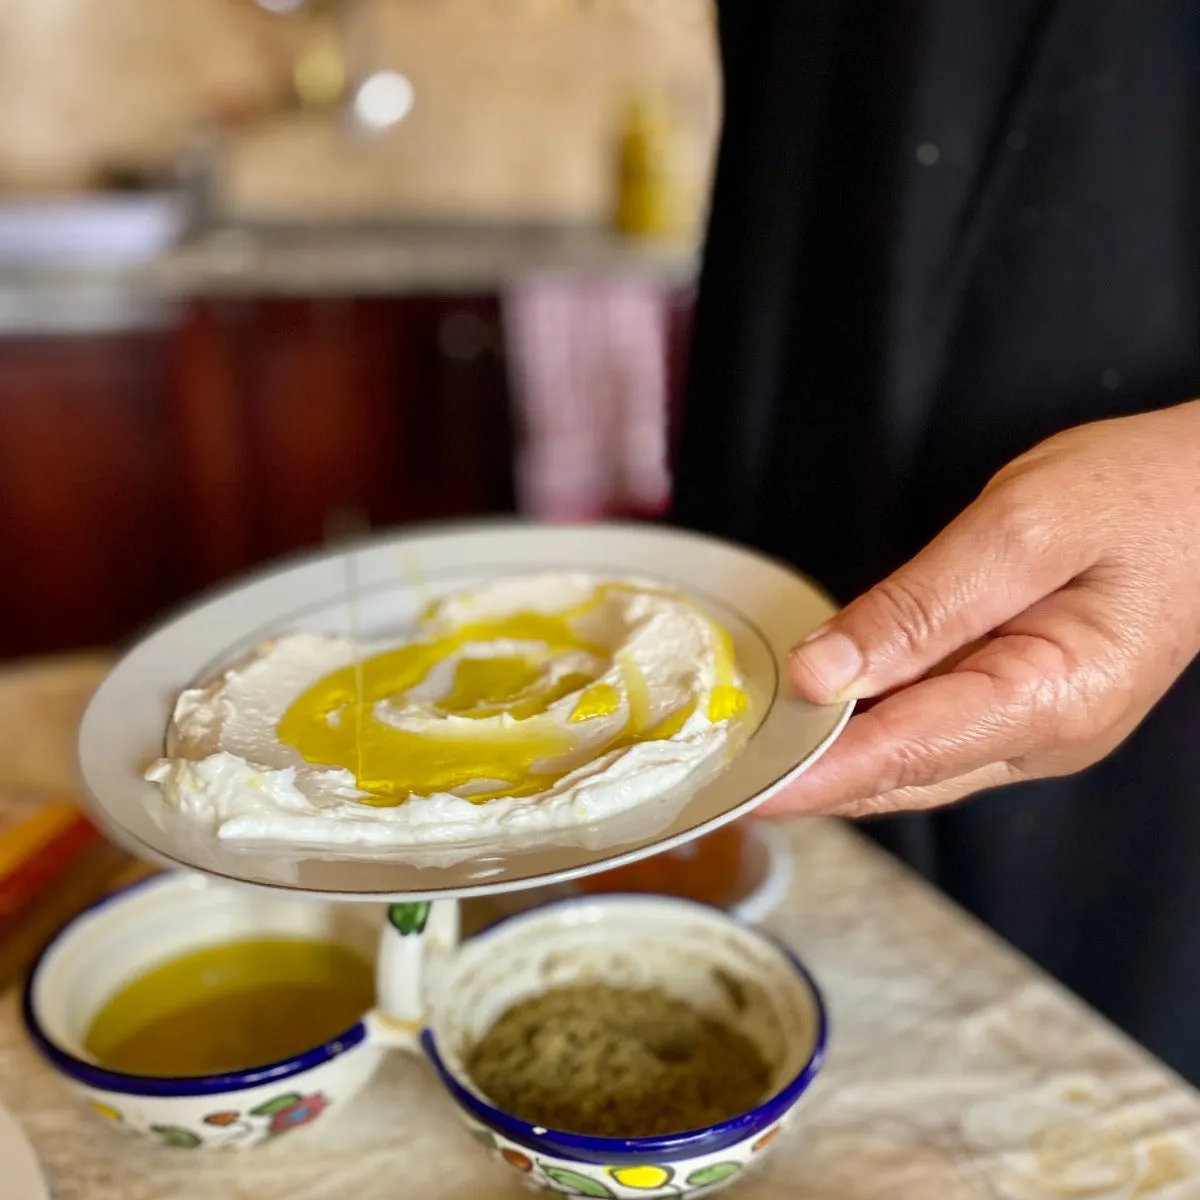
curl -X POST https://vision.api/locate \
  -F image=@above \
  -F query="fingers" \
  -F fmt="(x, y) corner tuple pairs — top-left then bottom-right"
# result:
(820, 761), (1019, 819)
(788, 477), (1099, 704)
(762, 653), (1045, 816)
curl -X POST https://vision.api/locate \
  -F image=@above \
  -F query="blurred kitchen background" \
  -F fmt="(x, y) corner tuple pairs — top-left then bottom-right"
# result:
(0, 0), (719, 660)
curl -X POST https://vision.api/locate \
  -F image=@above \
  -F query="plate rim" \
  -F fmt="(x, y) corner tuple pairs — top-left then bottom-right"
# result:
(77, 520), (854, 900)
(111, 517), (845, 653)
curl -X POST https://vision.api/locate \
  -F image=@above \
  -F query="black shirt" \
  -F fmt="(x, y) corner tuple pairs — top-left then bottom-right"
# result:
(674, 0), (1200, 1080)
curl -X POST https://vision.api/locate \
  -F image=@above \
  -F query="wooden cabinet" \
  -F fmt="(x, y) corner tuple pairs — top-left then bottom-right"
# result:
(0, 292), (692, 660)
(0, 332), (176, 658)
(165, 297), (515, 589)
(0, 297), (515, 659)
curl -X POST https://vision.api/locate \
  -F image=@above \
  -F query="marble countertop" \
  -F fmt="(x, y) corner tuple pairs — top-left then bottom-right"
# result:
(0, 221), (697, 335)
(154, 223), (697, 295)
(3, 654), (1200, 1198)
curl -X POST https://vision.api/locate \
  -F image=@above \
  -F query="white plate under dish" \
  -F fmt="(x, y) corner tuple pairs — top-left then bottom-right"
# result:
(78, 521), (853, 900)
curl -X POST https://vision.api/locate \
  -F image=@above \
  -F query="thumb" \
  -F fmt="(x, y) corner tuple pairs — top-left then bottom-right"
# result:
(789, 480), (1095, 704)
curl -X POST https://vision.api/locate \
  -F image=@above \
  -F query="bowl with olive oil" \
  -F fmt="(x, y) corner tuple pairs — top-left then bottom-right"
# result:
(25, 875), (827, 1189)
(22, 872), (389, 1150)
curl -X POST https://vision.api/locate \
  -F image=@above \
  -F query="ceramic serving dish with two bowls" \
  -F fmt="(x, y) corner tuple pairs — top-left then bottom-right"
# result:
(24, 872), (827, 1196)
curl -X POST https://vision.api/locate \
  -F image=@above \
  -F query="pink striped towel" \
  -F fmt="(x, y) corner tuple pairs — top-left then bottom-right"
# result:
(503, 275), (673, 522)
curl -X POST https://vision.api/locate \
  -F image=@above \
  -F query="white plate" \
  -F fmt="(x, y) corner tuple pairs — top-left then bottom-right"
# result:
(78, 521), (852, 899)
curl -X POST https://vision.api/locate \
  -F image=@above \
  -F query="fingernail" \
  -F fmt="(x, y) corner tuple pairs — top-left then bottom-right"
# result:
(789, 631), (863, 701)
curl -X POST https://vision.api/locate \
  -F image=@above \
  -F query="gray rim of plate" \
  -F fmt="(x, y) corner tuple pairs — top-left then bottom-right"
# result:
(77, 520), (854, 900)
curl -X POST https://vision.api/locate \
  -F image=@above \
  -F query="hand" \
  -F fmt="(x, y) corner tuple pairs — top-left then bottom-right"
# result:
(764, 400), (1200, 819)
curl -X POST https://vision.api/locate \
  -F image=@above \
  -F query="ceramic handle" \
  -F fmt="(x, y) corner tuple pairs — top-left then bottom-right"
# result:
(367, 900), (460, 1050)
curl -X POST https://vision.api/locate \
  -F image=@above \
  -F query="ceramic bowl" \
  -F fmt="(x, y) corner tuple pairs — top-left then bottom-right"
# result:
(22, 872), (393, 1150)
(24, 878), (826, 1190)
(422, 894), (828, 1198)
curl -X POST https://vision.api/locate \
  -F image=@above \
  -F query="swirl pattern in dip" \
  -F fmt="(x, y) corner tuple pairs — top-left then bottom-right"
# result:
(146, 573), (748, 848)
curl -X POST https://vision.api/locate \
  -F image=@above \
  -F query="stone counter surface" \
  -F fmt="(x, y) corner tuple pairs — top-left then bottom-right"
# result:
(3, 656), (1200, 1199)
(0, 222), (697, 334)
(5, 817), (1200, 1198)
(139, 222), (696, 294)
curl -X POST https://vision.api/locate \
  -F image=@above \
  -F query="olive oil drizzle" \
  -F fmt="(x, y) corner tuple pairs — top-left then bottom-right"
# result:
(278, 581), (747, 807)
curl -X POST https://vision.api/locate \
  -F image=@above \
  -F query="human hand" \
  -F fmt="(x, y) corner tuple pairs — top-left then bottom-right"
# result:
(764, 400), (1200, 819)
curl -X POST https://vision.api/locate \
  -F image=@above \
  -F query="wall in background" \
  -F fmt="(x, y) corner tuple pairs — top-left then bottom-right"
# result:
(0, 0), (719, 228)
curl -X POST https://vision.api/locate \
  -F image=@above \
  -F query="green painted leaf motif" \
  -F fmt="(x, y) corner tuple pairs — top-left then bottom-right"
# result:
(468, 1127), (498, 1150)
(686, 1162), (742, 1188)
(388, 901), (431, 935)
(249, 1092), (304, 1117)
(540, 1165), (616, 1197)
(150, 1125), (202, 1149)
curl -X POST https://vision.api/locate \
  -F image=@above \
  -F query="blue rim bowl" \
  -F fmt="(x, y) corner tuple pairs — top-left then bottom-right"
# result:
(21, 872), (370, 1099)
(420, 893), (829, 1166)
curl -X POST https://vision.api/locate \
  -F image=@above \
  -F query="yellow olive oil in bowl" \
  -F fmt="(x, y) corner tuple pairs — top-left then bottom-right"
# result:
(84, 937), (375, 1077)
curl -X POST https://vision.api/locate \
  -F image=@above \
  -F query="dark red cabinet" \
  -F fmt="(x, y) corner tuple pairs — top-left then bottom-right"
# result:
(0, 291), (691, 660)
(0, 297), (516, 659)
(0, 331), (176, 658)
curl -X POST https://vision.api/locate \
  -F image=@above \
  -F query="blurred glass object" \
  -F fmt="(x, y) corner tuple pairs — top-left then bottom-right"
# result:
(352, 70), (414, 133)
(252, 0), (348, 113)
(576, 823), (763, 912)
(0, 198), (183, 265)
(614, 91), (687, 241)
(293, 27), (347, 111)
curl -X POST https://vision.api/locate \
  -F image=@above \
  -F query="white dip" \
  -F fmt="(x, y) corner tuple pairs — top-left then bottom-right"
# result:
(145, 573), (746, 849)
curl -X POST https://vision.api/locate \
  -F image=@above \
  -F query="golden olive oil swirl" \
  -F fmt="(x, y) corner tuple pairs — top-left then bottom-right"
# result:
(277, 585), (747, 807)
